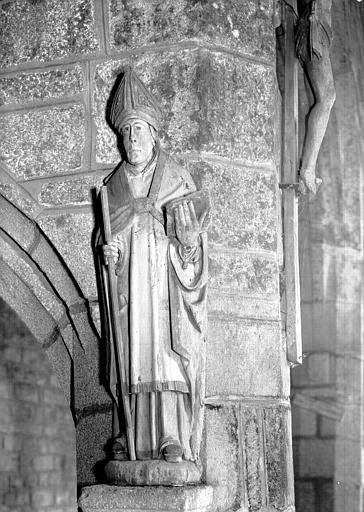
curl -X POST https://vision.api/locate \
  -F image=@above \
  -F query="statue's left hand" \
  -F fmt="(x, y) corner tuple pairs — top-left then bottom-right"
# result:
(175, 201), (200, 248)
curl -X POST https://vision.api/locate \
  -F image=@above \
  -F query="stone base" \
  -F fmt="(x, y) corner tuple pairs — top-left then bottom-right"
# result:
(78, 484), (214, 512)
(104, 460), (202, 486)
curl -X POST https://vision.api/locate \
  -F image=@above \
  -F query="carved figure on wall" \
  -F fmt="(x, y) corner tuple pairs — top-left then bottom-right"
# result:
(98, 69), (209, 472)
(295, 0), (336, 195)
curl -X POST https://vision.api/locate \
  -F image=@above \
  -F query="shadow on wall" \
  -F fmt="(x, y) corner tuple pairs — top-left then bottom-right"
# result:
(0, 297), (77, 512)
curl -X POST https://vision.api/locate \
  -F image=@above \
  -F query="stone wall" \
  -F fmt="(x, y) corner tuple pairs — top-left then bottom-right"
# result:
(0, 298), (76, 512)
(292, 1), (364, 511)
(0, 1), (294, 510)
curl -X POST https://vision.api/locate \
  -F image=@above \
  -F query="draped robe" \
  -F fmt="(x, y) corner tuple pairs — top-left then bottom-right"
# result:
(101, 148), (207, 461)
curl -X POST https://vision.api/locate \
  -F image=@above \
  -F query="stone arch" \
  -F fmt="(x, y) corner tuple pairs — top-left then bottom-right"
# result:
(0, 193), (109, 415)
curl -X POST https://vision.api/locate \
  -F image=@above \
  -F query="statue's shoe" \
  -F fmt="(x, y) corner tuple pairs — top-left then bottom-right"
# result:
(159, 438), (183, 463)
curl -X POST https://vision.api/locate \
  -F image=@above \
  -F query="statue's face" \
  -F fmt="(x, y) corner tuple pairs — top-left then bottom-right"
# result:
(122, 119), (155, 169)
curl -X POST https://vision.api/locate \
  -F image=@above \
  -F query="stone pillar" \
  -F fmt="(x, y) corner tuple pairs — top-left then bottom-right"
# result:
(293, 2), (364, 511)
(0, 1), (295, 509)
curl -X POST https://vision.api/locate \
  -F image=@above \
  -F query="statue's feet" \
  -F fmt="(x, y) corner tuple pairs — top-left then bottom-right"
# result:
(111, 435), (128, 461)
(159, 437), (183, 463)
(298, 169), (322, 196)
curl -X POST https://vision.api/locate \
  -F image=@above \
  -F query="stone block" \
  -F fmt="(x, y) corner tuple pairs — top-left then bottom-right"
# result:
(14, 383), (39, 404)
(301, 301), (337, 353)
(208, 251), (278, 297)
(0, 105), (86, 180)
(294, 481), (315, 512)
(79, 484), (213, 512)
(0, 0), (100, 69)
(335, 436), (363, 486)
(240, 407), (263, 510)
(0, 236), (65, 321)
(92, 53), (276, 165)
(206, 318), (283, 396)
(291, 405), (317, 437)
(335, 404), (361, 442)
(0, 183), (40, 218)
(0, 65), (85, 107)
(191, 161), (277, 251)
(0, 193), (37, 251)
(31, 489), (54, 508)
(45, 338), (72, 404)
(31, 236), (82, 306)
(39, 174), (104, 207)
(306, 353), (335, 385)
(3, 346), (21, 364)
(336, 355), (362, 398)
(294, 438), (334, 478)
(303, 244), (362, 304)
(204, 405), (242, 511)
(33, 455), (54, 472)
(263, 406), (294, 509)
(76, 411), (113, 486)
(319, 416), (336, 438)
(336, 301), (362, 353)
(38, 212), (96, 299)
(208, 291), (280, 321)
(334, 479), (362, 512)
(0, 259), (57, 347)
(317, 480), (333, 512)
(107, 0), (275, 61)
(105, 460), (201, 486)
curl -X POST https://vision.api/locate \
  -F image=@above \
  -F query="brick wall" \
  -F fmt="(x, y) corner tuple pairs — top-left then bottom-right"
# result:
(0, 298), (76, 512)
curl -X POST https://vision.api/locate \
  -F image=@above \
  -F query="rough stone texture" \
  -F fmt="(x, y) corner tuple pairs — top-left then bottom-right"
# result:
(31, 236), (84, 306)
(76, 411), (113, 486)
(208, 291), (280, 321)
(0, 298), (76, 512)
(79, 484), (214, 512)
(208, 251), (278, 297)
(93, 53), (276, 165)
(107, 0), (275, 61)
(264, 407), (292, 509)
(38, 213), (97, 298)
(0, 259), (58, 348)
(190, 161), (277, 251)
(45, 338), (73, 405)
(39, 174), (104, 207)
(0, 105), (86, 180)
(0, 65), (85, 107)
(0, 193), (37, 251)
(0, 0), (100, 69)
(241, 407), (263, 510)
(204, 405), (241, 511)
(0, 182), (40, 218)
(0, 236), (65, 321)
(105, 460), (201, 486)
(206, 318), (282, 396)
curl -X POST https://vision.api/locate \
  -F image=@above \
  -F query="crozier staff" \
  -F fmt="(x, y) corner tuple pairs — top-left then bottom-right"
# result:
(100, 69), (208, 463)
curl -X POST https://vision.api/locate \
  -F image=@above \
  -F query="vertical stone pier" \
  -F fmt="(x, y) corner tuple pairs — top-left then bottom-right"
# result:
(0, 1), (295, 511)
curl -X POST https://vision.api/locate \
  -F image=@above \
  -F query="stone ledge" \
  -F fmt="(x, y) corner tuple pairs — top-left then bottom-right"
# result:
(105, 460), (201, 487)
(78, 484), (214, 512)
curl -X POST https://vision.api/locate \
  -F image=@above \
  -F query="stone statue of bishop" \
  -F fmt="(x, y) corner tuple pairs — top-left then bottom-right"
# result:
(99, 69), (209, 472)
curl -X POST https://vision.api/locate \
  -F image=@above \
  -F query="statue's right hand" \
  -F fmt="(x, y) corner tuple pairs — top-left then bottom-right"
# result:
(102, 240), (121, 266)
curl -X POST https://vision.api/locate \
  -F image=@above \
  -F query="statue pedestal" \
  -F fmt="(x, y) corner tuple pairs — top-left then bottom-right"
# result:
(104, 460), (202, 486)
(78, 484), (214, 512)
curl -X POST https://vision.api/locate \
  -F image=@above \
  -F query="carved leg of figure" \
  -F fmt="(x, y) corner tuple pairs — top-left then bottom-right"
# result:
(299, 46), (336, 195)
(160, 391), (185, 463)
(133, 391), (191, 461)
